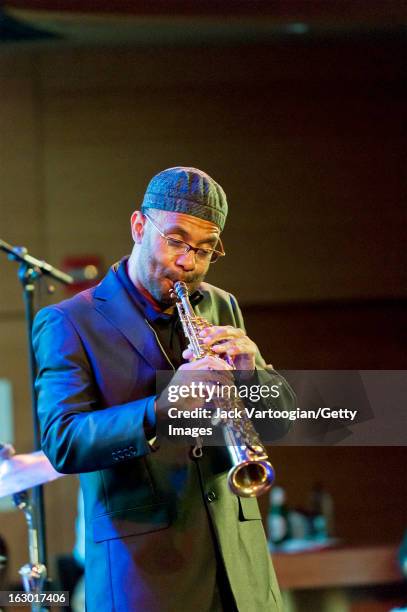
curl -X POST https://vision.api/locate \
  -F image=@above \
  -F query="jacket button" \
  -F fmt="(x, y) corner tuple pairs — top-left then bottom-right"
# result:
(206, 491), (217, 503)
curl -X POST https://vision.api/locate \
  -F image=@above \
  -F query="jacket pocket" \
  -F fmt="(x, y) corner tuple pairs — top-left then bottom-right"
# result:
(92, 502), (170, 542)
(238, 496), (262, 520)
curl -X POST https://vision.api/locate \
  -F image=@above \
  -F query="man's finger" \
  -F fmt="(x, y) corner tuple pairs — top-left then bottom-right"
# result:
(182, 347), (194, 360)
(199, 326), (244, 344)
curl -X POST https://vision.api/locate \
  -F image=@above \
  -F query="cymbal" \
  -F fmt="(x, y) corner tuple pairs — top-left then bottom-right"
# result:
(0, 451), (66, 498)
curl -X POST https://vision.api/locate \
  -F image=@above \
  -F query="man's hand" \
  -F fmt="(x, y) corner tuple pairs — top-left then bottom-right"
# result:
(183, 325), (258, 372)
(0, 443), (15, 461)
(155, 355), (233, 420)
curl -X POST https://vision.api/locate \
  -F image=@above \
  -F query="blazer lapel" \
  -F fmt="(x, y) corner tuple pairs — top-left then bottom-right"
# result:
(93, 267), (172, 371)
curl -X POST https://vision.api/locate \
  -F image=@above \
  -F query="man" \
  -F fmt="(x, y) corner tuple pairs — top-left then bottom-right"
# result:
(33, 167), (295, 612)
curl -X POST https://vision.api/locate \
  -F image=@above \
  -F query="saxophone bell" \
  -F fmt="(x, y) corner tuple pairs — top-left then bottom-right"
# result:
(226, 442), (275, 498)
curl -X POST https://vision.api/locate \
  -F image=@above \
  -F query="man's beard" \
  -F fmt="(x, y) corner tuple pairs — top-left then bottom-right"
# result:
(148, 272), (204, 306)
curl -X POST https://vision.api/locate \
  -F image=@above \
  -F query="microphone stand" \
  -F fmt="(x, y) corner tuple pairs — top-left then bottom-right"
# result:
(0, 238), (73, 610)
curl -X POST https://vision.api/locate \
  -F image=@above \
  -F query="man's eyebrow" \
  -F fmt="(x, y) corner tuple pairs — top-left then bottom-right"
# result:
(164, 224), (219, 245)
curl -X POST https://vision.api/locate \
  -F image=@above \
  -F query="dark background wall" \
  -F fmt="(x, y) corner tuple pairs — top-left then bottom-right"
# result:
(0, 16), (405, 582)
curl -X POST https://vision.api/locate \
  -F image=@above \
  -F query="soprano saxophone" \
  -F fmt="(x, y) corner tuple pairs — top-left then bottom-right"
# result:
(171, 281), (275, 498)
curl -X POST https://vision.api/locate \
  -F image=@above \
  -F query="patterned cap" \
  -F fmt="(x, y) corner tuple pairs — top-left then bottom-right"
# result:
(141, 166), (228, 231)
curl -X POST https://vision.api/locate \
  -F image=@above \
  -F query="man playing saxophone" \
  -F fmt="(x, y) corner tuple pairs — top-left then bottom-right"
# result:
(33, 167), (295, 612)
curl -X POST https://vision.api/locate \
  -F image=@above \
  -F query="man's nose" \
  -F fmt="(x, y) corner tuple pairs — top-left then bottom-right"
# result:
(175, 250), (196, 271)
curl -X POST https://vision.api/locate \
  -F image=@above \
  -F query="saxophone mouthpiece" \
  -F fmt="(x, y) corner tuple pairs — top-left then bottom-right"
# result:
(173, 281), (189, 299)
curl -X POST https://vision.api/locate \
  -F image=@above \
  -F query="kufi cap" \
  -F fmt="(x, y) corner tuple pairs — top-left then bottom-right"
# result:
(141, 166), (228, 231)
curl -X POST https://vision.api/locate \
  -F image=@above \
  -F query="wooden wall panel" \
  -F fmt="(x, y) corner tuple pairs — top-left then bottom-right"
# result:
(36, 44), (405, 304)
(0, 56), (45, 314)
(242, 301), (406, 370)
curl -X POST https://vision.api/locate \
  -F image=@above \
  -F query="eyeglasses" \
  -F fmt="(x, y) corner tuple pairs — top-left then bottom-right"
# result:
(144, 212), (225, 263)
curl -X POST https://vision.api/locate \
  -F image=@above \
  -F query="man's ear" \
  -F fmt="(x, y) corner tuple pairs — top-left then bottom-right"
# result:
(130, 210), (146, 243)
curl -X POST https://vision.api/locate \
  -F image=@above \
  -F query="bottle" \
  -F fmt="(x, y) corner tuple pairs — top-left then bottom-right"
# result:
(309, 482), (334, 540)
(268, 486), (290, 548)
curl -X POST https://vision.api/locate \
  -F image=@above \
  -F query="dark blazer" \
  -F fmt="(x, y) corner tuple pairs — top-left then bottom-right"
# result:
(33, 265), (294, 612)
